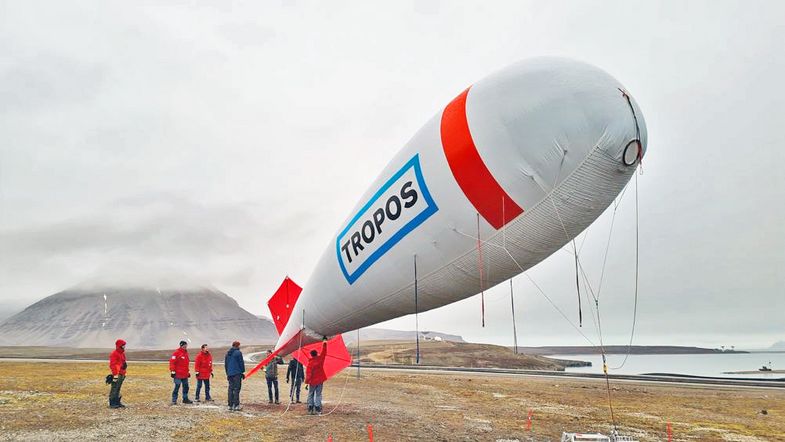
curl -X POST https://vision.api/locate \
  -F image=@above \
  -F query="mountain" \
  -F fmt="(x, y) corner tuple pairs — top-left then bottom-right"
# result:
(343, 328), (464, 343)
(769, 341), (785, 351)
(0, 285), (278, 349)
(252, 316), (465, 344)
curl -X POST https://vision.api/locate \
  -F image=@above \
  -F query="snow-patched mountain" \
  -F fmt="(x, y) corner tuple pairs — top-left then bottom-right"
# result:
(0, 285), (277, 348)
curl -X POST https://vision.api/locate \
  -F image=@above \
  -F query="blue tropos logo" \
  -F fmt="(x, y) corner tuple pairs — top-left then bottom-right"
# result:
(336, 154), (438, 284)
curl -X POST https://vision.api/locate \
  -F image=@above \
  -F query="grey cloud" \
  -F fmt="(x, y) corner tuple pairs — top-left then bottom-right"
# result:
(0, 54), (104, 113)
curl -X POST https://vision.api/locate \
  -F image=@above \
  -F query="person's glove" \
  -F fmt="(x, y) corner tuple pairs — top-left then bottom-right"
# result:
(105, 374), (113, 384)
(285, 378), (289, 384)
(195, 372), (200, 377)
(241, 374), (246, 380)
(121, 362), (127, 370)
(323, 336), (328, 342)
(211, 372), (214, 378)
(305, 384), (309, 390)
(170, 371), (176, 378)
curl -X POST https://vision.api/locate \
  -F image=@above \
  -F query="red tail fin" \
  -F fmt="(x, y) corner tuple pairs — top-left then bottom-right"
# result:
(247, 277), (352, 380)
(267, 277), (302, 334)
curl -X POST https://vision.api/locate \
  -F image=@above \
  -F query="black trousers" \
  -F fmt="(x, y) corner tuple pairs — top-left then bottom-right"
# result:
(172, 377), (189, 403)
(196, 378), (211, 400)
(109, 375), (125, 405)
(227, 374), (243, 407)
(289, 379), (302, 401)
(266, 377), (279, 402)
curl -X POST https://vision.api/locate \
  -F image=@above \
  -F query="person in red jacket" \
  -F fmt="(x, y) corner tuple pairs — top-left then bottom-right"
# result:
(305, 337), (328, 415)
(169, 340), (193, 405)
(108, 339), (127, 409)
(194, 344), (213, 402)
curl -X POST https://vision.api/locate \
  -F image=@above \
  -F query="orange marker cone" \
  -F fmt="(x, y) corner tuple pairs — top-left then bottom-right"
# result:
(367, 423), (374, 441)
(327, 434), (333, 442)
(667, 422), (672, 442)
(526, 409), (534, 431)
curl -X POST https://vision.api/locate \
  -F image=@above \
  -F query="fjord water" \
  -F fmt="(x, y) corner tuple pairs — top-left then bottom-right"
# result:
(550, 352), (785, 378)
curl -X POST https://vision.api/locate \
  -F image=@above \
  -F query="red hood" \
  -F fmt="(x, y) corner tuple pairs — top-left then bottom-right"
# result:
(115, 339), (126, 351)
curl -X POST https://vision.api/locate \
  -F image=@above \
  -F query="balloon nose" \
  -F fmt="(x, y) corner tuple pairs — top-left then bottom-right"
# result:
(622, 139), (643, 167)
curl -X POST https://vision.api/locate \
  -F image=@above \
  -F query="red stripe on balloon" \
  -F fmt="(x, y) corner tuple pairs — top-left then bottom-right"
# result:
(440, 88), (524, 229)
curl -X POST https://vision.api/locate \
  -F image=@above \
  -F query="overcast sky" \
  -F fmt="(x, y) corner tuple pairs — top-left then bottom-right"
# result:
(1, 1), (783, 349)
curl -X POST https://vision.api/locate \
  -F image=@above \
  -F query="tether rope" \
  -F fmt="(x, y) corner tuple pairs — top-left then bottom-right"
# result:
(451, 227), (597, 347)
(280, 311), (306, 416)
(610, 171), (640, 370)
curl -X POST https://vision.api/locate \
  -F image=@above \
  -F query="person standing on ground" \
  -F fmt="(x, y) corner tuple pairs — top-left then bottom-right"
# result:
(169, 340), (193, 405)
(194, 344), (213, 403)
(108, 339), (127, 409)
(305, 337), (328, 415)
(263, 350), (283, 404)
(286, 357), (305, 403)
(224, 341), (245, 411)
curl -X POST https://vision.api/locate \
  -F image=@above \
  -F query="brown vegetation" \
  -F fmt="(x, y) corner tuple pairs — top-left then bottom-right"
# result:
(355, 340), (577, 369)
(1, 360), (783, 441)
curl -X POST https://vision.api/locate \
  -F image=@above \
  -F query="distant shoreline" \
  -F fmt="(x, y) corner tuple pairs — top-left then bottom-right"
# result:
(516, 345), (751, 355)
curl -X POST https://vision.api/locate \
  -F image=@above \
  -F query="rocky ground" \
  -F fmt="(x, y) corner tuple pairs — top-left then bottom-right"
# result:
(1, 360), (783, 441)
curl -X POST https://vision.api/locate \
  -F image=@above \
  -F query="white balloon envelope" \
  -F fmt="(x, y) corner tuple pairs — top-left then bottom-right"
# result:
(265, 57), (647, 361)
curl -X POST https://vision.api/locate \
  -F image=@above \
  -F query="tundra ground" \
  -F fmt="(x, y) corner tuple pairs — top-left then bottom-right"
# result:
(0, 361), (783, 441)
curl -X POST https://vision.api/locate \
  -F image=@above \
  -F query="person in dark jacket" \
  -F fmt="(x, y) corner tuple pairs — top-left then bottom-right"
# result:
(169, 340), (192, 405)
(263, 350), (283, 404)
(108, 339), (127, 409)
(286, 357), (305, 403)
(194, 344), (213, 402)
(306, 337), (328, 415)
(224, 341), (245, 411)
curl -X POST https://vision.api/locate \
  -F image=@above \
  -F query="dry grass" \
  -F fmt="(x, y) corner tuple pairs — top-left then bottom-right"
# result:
(1, 361), (783, 441)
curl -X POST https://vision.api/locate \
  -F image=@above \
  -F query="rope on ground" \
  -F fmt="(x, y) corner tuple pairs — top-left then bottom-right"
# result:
(320, 363), (353, 416)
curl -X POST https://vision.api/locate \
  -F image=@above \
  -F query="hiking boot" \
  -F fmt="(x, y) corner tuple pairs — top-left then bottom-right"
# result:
(234, 405), (243, 411)
(171, 401), (177, 406)
(195, 398), (201, 403)
(275, 400), (280, 404)
(316, 406), (322, 415)
(183, 398), (193, 404)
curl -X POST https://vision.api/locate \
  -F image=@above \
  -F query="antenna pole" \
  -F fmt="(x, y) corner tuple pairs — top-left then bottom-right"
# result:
(356, 328), (361, 378)
(414, 254), (420, 365)
(510, 279), (519, 354)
